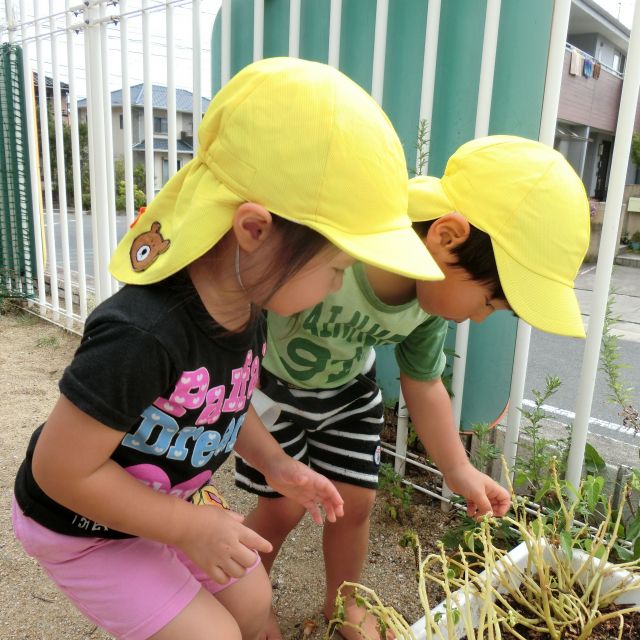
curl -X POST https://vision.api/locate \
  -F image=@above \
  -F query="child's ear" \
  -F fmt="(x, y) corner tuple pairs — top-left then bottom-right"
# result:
(427, 212), (471, 250)
(233, 202), (273, 252)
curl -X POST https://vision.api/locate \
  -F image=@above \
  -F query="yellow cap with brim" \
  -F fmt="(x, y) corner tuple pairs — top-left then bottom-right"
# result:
(408, 136), (590, 338)
(110, 57), (443, 284)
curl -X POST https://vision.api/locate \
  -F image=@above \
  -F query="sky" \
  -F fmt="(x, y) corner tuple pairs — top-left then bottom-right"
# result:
(1, 0), (221, 99)
(596, 0), (636, 26)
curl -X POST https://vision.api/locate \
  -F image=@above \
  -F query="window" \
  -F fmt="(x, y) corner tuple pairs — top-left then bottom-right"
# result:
(162, 158), (169, 184)
(162, 158), (182, 185)
(154, 116), (168, 135)
(612, 52), (620, 71)
(612, 50), (625, 73)
(119, 114), (124, 129)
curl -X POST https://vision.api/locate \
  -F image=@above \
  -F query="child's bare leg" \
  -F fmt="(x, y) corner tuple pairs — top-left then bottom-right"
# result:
(323, 482), (389, 640)
(244, 495), (306, 573)
(150, 587), (242, 640)
(243, 496), (306, 639)
(214, 563), (273, 640)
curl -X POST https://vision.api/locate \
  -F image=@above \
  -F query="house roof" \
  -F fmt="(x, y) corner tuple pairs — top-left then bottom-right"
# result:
(78, 84), (210, 113)
(132, 138), (195, 153)
(570, 0), (630, 52)
(32, 72), (69, 91)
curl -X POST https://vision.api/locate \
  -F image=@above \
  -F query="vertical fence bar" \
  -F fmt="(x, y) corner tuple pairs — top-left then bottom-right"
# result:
(394, 0), (443, 478)
(370, 0), (388, 104)
(440, 0), (501, 505)
(221, 0), (231, 86)
(566, 0), (640, 487)
(65, 0), (87, 320)
(500, 0), (572, 486)
(142, 0), (154, 202)
(85, 2), (112, 301)
(5, 2), (15, 43)
(327, 0), (342, 69)
(288, 0), (301, 58)
(253, 0), (264, 62)
(83, 17), (101, 303)
(49, 0), (73, 325)
(450, 0), (501, 427)
(192, 0), (202, 155)
(166, 0), (177, 182)
(34, 0), (60, 318)
(99, 1), (116, 268)
(416, 0), (440, 175)
(475, 0), (501, 137)
(120, 0), (135, 226)
(19, 0), (46, 311)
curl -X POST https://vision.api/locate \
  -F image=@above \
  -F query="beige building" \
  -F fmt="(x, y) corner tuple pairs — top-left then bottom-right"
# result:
(78, 84), (210, 193)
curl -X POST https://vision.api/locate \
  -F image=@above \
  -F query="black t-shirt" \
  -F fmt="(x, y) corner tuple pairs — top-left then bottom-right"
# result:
(14, 273), (266, 538)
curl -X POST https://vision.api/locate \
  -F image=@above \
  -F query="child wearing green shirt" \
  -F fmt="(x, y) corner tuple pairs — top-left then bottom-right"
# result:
(236, 135), (590, 640)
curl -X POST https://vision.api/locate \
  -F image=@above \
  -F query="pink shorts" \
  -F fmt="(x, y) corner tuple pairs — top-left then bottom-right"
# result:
(11, 499), (261, 640)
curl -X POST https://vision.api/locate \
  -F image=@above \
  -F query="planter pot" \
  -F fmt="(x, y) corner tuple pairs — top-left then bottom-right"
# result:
(410, 541), (640, 640)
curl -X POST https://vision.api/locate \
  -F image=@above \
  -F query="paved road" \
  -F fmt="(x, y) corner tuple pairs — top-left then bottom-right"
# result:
(524, 263), (640, 461)
(46, 209), (129, 278)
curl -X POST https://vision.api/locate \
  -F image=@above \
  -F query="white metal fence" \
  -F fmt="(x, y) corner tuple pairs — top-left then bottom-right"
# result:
(1, 0), (214, 327)
(1, 0), (638, 489)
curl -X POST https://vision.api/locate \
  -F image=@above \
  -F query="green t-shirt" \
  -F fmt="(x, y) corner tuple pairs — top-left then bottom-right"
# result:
(264, 262), (448, 389)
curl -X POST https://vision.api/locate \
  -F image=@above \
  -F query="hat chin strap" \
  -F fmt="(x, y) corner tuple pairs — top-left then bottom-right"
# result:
(235, 243), (247, 293)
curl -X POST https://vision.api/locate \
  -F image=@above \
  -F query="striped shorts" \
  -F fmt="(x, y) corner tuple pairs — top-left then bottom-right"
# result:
(235, 367), (385, 496)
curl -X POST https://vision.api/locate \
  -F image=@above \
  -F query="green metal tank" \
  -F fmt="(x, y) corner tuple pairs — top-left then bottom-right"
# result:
(211, 0), (554, 429)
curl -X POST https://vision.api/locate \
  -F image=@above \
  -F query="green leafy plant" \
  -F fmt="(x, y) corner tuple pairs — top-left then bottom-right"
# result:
(631, 132), (640, 167)
(378, 462), (414, 523)
(600, 289), (639, 432)
(411, 118), (430, 177)
(468, 422), (500, 473)
(114, 160), (147, 212)
(513, 375), (571, 502)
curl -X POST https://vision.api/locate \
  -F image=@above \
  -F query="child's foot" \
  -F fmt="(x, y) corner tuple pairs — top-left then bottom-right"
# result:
(259, 607), (283, 640)
(325, 600), (394, 640)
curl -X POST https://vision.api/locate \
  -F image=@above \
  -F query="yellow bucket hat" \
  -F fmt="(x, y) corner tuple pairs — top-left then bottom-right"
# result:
(110, 57), (443, 284)
(408, 135), (590, 338)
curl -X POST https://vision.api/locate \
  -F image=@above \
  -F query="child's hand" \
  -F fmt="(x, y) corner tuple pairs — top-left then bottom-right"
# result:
(262, 457), (345, 524)
(443, 463), (511, 518)
(176, 504), (273, 585)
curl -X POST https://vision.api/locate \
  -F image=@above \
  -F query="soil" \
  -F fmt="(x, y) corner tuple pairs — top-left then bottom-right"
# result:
(499, 597), (640, 639)
(0, 304), (452, 640)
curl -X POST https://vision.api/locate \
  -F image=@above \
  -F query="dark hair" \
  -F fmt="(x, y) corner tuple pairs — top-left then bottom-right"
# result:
(240, 213), (334, 325)
(413, 219), (506, 301)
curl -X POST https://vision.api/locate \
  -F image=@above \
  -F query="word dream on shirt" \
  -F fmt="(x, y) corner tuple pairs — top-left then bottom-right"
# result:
(122, 347), (263, 468)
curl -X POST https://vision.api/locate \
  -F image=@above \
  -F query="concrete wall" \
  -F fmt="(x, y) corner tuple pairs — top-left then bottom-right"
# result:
(585, 185), (640, 261)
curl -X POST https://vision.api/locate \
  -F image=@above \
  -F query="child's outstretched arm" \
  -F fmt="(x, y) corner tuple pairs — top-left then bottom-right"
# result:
(399, 372), (511, 518)
(32, 394), (273, 585)
(234, 405), (345, 524)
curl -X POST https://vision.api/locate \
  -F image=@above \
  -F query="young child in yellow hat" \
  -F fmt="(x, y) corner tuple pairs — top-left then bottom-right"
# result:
(237, 135), (590, 640)
(11, 57), (443, 640)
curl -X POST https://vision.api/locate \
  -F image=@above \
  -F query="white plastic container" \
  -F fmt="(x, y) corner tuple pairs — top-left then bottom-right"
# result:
(410, 542), (640, 640)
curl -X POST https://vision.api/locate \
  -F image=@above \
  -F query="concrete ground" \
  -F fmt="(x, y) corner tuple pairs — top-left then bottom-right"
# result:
(506, 257), (640, 482)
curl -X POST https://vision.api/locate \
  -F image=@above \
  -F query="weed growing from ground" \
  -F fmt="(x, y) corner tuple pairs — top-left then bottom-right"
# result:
(36, 335), (60, 348)
(378, 462), (414, 523)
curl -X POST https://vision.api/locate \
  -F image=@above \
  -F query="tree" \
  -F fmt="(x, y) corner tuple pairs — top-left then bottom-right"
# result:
(114, 159), (146, 212)
(631, 133), (640, 184)
(46, 107), (90, 206)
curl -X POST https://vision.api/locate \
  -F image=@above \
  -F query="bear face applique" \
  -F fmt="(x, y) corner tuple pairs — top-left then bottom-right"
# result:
(130, 221), (171, 272)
